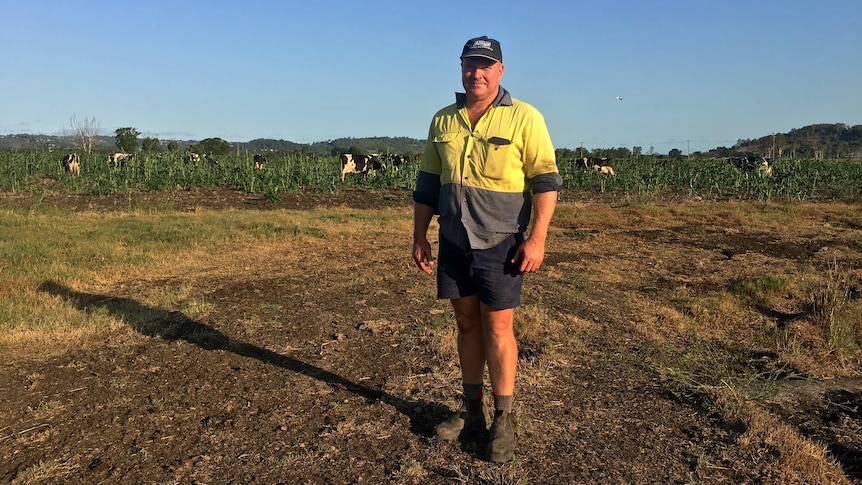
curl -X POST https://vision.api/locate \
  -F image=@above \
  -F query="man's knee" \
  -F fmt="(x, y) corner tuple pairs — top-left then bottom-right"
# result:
(481, 305), (515, 332)
(452, 297), (481, 333)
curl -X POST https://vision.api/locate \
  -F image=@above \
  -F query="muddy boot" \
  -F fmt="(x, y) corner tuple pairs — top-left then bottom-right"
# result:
(487, 410), (516, 462)
(434, 397), (486, 441)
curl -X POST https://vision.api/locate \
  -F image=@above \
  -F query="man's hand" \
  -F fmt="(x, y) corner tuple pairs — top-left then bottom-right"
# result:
(413, 238), (435, 275)
(512, 237), (545, 273)
(513, 191), (556, 273)
(413, 202), (436, 275)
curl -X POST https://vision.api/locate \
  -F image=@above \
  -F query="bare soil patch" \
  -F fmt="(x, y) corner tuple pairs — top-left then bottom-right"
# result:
(1, 189), (860, 484)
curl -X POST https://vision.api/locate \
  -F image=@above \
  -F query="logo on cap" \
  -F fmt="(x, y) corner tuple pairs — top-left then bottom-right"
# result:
(470, 39), (493, 50)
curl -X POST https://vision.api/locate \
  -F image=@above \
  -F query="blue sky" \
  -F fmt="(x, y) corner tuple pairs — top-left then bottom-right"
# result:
(2, 1), (860, 154)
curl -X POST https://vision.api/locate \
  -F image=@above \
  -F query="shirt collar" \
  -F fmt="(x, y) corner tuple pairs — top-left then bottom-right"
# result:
(455, 86), (512, 109)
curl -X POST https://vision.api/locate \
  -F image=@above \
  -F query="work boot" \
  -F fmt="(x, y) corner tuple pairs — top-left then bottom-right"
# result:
(487, 410), (517, 462)
(434, 397), (486, 441)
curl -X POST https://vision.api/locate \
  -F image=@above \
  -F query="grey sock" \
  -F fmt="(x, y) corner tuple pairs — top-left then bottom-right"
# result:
(493, 394), (514, 415)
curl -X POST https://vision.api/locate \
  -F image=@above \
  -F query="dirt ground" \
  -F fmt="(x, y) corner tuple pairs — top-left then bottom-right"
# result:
(1, 188), (860, 484)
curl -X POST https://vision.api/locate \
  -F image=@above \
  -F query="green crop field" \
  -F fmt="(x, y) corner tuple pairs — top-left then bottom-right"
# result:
(1, 151), (861, 202)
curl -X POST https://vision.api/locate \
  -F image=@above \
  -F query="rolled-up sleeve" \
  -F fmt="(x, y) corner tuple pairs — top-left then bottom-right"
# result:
(413, 126), (444, 210)
(413, 170), (441, 210)
(528, 172), (562, 194)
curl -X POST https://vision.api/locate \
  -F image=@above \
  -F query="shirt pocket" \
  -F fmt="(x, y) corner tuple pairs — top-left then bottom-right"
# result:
(432, 132), (461, 167)
(480, 135), (520, 181)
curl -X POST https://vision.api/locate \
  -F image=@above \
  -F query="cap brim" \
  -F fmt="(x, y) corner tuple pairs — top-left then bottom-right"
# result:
(460, 54), (501, 62)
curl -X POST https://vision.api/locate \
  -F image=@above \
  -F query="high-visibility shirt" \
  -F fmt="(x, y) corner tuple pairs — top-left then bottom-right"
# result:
(414, 86), (562, 250)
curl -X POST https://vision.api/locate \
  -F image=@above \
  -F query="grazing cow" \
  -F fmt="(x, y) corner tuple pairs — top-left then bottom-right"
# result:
(577, 156), (612, 169)
(108, 152), (131, 167)
(339, 153), (383, 181)
(729, 155), (771, 175)
(593, 164), (616, 176)
(580, 157), (596, 169)
(186, 152), (202, 163)
(253, 154), (267, 170)
(387, 153), (410, 168)
(728, 156), (753, 171)
(61, 153), (80, 176)
(756, 159), (773, 176)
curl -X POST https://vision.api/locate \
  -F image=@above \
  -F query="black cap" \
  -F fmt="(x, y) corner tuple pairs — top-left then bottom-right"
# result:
(460, 36), (502, 63)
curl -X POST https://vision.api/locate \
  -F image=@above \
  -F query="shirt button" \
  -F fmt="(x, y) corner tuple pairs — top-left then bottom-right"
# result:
(462, 198), (467, 202)
(461, 218), (467, 223)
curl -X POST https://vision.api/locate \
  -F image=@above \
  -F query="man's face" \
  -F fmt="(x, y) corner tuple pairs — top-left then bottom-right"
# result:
(461, 57), (504, 102)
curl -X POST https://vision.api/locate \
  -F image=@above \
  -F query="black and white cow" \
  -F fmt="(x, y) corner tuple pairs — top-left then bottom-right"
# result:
(61, 153), (80, 175)
(729, 155), (771, 175)
(339, 153), (383, 181)
(576, 156), (612, 169)
(108, 152), (131, 167)
(387, 153), (410, 168)
(253, 154), (267, 170)
(593, 164), (616, 176)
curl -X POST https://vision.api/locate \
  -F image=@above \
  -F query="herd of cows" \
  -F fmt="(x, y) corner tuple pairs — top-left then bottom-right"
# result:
(59, 151), (244, 173)
(58, 151), (416, 181)
(337, 153), (412, 181)
(58, 151), (775, 180)
(565, 155), (774, 177)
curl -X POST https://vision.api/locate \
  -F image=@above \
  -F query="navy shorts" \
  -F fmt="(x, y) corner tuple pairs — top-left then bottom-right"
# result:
(437, 234), (524, 309)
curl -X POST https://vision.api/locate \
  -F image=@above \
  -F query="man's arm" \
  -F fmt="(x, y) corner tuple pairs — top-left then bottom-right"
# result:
(512, 191), (557, 273)
(413, 202), (436, 275)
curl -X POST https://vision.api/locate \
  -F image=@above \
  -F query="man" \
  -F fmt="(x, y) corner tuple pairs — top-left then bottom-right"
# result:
(412, 35), (561, 463)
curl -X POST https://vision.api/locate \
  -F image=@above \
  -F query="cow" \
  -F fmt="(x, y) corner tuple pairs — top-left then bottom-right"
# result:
(186, 152), (203, 163)
(61, 153), (80, 176)
(387, 153), (410, 168)
(757, 158), (773, 176)
(339, 153), (383, 181)
(729, 155), (771, 175)
(108, 152), (131, 167)
(728, 156), (752, 171)
(593, 164), (616, 176)
(576, 156), (612, 169)
(253, 154), (267, 170)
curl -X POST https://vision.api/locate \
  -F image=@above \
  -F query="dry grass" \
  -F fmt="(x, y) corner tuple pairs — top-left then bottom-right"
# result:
(9, 459), (80, 485)
(0, 206), (414, 357)
(810, 260), (862, 352)
(714, 390), (852, 484)
(1, 199), (861, 481)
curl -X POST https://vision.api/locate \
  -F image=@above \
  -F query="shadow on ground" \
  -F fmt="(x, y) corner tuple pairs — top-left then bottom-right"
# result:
(37, 279), (447, 438)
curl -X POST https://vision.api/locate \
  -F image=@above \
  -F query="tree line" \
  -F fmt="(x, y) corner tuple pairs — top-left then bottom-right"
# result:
(727, 123), (862, 160)
(3, 120), (860, 161)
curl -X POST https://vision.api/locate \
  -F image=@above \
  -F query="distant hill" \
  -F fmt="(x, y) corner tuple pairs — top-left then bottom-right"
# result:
(0, 134), (198, 152)
(3, 124), (860, 159)
(708, 123), (862, 160)
(241, 136), (425, 157)
(0, 133), (425, 158)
